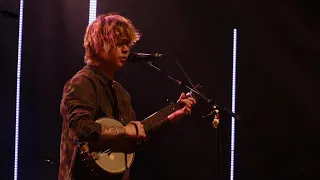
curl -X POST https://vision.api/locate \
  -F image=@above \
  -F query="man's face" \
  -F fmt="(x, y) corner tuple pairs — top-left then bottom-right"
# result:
(99, 43), (130, 70)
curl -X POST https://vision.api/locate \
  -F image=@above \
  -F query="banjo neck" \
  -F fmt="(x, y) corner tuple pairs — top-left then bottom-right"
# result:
(141, 101), (184, 133)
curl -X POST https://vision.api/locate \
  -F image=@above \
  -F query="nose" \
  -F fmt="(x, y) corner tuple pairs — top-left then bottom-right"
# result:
(121, 45), (129, 55)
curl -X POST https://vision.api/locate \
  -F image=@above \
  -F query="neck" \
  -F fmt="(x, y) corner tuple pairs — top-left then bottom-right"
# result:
(97, 64), (116, 79)
(89, 59), (117, 79)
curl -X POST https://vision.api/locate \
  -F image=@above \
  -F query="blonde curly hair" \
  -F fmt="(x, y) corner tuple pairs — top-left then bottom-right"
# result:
(83, 13), (141, 65)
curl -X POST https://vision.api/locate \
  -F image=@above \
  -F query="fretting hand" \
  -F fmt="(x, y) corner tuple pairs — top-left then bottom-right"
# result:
(168, 92), (197, 121)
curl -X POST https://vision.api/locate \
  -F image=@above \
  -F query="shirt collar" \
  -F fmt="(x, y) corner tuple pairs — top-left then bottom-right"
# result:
(85, 65), (113, 85)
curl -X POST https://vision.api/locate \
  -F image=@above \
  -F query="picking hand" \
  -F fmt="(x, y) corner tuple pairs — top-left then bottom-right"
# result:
(124, 121), (146, 139)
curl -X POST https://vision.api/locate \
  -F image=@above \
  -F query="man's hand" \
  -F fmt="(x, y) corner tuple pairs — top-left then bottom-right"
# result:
(168, 92), (197, 121)
(124, 121), (146, 139)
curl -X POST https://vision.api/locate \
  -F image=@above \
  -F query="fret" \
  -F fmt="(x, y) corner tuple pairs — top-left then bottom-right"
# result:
(142, 102), (184, 133)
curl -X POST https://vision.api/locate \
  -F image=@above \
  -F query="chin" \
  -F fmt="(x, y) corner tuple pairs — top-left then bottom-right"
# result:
(116, 65), (124, 70)
(118, 63), (126, 68)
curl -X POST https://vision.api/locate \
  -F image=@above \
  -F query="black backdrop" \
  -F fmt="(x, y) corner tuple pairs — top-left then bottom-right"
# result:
(1, 0), (319, 180)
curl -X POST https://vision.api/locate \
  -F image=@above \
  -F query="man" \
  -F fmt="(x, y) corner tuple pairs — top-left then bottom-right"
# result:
(58, 13), (196, 180)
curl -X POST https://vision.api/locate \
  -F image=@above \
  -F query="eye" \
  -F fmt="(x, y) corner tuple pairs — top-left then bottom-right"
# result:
(117, 42), (133, 49)
(127, 44), (133, 49)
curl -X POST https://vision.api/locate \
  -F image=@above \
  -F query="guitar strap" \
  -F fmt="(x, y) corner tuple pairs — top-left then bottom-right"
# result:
(106, 80), (120, 120)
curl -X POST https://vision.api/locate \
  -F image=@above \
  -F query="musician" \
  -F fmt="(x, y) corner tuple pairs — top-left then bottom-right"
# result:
(58, 13), (196, 180)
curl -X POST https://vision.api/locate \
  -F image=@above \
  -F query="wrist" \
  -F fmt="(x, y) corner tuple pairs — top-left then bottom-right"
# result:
(127, 122), (139, 136)
(167, 114), (174, 121)
(118, 126), (126, 135)
(168, 111), (183, 122)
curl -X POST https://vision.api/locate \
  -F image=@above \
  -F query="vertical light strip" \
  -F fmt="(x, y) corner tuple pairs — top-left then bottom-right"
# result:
(88, 0), (97, 24)
(14, 0), (24, 180)
(230, 29), (237, 180)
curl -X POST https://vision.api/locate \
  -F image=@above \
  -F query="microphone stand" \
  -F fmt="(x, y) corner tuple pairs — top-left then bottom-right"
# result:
(145, 61), (239, 180)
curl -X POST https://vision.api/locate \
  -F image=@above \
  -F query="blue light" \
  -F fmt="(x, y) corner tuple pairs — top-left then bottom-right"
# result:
(15, 0), (24, 180)
(230, 29), (237, 180)
(89, 0), (97, 24)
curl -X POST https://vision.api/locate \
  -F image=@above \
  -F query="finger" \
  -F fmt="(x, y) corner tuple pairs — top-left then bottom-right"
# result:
(184, 107), (191, 114)
(181, 99), (192, 108)
(185, 97), (196, 105)
(188, 97), (197, 104)
(140, 132), (147, 138)
(139, 132), (146, 138)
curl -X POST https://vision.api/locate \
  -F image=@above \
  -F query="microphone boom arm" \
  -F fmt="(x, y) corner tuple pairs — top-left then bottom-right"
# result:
(146, 61), (239, 121)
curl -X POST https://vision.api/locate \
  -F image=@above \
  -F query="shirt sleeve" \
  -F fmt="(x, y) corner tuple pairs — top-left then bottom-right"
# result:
(61, 74), (102, 142)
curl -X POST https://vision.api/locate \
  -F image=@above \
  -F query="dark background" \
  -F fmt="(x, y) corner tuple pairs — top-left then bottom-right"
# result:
(1, 0), (319, 180)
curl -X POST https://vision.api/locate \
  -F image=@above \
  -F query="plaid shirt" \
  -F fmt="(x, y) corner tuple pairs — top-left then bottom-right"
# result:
(58, 65), (136, 180)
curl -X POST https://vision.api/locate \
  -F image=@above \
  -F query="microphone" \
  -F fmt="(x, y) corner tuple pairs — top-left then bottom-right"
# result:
(0, 10), (19, 19)
(128, 52), (166, 62)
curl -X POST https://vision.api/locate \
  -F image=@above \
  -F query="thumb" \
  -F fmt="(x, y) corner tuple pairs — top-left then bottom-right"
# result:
(178, 92), (186, 101)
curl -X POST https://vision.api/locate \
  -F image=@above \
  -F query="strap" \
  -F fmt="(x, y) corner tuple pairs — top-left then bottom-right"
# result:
(89, 67), (122, 122)
(107, 80), (120, 120)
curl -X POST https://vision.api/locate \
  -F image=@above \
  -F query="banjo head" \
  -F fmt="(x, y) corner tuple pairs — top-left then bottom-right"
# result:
(94, 117), (135, 174)
(95, 151), (135, 174)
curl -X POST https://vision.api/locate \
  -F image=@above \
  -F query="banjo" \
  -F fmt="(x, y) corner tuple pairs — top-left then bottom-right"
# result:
(78, 96), (192, 175)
